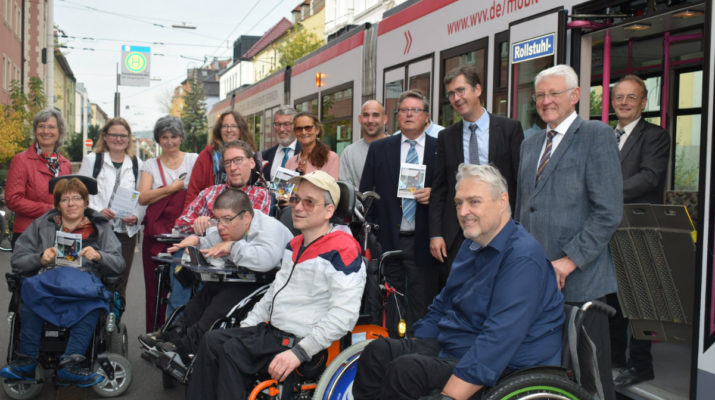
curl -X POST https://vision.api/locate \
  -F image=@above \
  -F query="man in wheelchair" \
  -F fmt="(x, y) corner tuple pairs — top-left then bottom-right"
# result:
(187, 171), (366, 399)
(1, 176), (125, 387)
(139, 188), (293, 367)
(353, 165), (565, 400)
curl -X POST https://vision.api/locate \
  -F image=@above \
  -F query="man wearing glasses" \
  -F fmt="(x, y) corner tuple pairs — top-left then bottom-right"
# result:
(430, 65), (523, 282)
(174, 140), (272, 234)
(608, 74), (669, 388)
(187, 171), (365, 400)
(139, 188), (293, 367)
(360, 89), (438, 335)
(261, 106), (300, 181)
(515, 64), (623, 400)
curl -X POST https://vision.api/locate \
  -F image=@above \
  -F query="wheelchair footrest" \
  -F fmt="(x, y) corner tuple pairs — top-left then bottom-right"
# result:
(96, 353), (114, 380)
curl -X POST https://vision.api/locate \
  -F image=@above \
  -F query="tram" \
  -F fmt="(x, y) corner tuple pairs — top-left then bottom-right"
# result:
(211, 1), (714, 398)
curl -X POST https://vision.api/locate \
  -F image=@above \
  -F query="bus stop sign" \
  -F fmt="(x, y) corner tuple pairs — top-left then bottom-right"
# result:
(120, 45), (151, 87)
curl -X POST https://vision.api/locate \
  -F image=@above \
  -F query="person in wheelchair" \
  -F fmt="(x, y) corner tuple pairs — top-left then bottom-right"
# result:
(187, 171), (366, 399)
(352, 164), (565, 400)
(138, 188), (293, 366)
(0, 176), (125, 387)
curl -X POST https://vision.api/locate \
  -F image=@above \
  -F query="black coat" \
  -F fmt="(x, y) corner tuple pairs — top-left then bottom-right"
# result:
(619, 119), (670, 204)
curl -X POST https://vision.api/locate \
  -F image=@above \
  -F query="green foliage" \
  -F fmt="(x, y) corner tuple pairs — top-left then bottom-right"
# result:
(0, 77), (47, 166)
(273, 27), (324, 73)
(180, 74), (208, 153)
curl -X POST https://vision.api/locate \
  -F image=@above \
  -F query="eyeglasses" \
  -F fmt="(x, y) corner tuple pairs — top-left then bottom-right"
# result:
(37, 123), (58, 131)
(532, 88), (575, 103)
(289, 194), (328, 211)
(295, 125), (315, 133)
(223, 156), (249, 167)
(105, 133), (129, 140)
(613, 94), (641, 103)
(221, 124), (239, 130)
(446, 86), (469, 100)
(60, 196), (84, 204)
(273, 122), (293, 128)
(397, 107), (426, 114)
(210, 210), (247, 226)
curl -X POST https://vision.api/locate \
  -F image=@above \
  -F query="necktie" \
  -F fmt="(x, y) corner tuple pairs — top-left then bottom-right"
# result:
(535, 130), (557, 186)
(402, 140), (418, 223)
(468, 123), (479, 164)
(615, 128), (625, 145)
(280, 147), (291, 168)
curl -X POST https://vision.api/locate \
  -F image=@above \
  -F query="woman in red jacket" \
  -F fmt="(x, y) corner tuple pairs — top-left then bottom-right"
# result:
(183, 111), (255, 210)
(5, 108), (72, 247)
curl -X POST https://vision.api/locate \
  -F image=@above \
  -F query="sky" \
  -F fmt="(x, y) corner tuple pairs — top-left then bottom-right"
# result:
(54, 0), (300, 133)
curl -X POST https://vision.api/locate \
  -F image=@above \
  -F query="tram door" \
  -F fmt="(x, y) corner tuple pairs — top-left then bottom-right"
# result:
(383, 57), (434, 134)
(508, 9), (566, 134)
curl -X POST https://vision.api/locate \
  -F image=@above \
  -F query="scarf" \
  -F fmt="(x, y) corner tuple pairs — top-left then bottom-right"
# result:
(35, 142), (61, 177)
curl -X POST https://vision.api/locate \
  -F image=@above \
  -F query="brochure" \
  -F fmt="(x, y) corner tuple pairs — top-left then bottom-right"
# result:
(397, 163), (426, 199)
(269, 167), (300, 200)
(55, 231), (82, 267)
(110, 187), (140, 218)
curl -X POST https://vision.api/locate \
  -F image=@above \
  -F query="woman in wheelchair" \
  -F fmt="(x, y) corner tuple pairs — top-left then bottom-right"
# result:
(0, 176), (125, 387)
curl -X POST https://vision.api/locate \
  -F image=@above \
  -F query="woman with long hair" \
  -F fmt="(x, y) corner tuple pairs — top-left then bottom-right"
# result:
(284, 112), (339, 179)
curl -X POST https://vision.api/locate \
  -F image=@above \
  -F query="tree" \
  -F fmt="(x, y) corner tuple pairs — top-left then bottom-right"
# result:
(273, 26), (324, 73)
(0, 106), (27, 167)
(180, 73), (208, 153)
(0, 77), (46, 166)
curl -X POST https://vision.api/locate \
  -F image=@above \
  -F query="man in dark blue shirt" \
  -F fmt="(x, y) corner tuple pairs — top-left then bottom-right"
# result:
(352, 164), (564, 400)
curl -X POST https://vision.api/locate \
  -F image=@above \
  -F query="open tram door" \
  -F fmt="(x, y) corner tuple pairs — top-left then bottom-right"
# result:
(572, 1), (708, 399)
(507, 7), (567, 132)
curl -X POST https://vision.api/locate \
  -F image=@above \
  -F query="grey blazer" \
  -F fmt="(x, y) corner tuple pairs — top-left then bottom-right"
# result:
(515, 115), (623, 302)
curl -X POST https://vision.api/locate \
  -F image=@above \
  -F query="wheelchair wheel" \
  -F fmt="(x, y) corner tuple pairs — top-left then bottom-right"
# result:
(312, 339), (372, 400)
(92, 353), (132, 398)
(1, 365), (44, 400)
(483, 372), (593, 400)
(107, 323), (128, 357)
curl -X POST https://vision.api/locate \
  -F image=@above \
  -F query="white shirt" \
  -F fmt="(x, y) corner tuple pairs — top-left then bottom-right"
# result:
(140, 153), (198, 189)
(616, 117), (641, 151)
(537, 111), (578, 171)
(270, 140), (298, 181)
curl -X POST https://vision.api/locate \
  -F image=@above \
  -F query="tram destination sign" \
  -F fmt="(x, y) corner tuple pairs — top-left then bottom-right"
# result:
(120, 45), (151, 87)
(512, 33), (554, 64)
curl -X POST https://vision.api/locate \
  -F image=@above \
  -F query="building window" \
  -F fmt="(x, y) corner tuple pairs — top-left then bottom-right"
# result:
(15, 1), (20, 37)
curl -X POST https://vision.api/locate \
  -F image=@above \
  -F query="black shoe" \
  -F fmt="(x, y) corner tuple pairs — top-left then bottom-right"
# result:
(614, 366), (654, 387)
(138, 330), (168, 348)
(156, 341), (191, 369)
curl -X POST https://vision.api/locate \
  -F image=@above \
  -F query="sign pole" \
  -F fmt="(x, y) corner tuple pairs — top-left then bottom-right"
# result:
(114, 62), (120, 117)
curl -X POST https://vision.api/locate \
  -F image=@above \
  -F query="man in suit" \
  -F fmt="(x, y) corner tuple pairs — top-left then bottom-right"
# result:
(262, 106), (300, 181)
(609, 74), (670, 387)
(515, 64), (623, 400)
(430, 66), (523, 277)
(339, 100), (388, 189)
(360, 89), (438, 334)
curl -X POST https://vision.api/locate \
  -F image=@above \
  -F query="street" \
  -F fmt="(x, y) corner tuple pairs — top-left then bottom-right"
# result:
(0, 242), (185, 399)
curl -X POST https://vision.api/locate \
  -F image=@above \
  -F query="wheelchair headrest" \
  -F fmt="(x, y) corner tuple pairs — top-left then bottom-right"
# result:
(49, 175), (98, 195)
(330, 181), (355, 225)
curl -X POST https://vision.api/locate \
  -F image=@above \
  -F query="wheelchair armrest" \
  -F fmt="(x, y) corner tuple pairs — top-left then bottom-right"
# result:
(6, 272), (22, 293)
(102, 275), (121, 290)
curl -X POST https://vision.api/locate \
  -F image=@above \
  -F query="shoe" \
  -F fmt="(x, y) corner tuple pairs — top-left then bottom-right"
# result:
(614, 366), (654, 387)
(0, 354), (37, 381)
(138, 330), (168, 349)
(156, 341), (188, 369)
(56, 354), (104, 388)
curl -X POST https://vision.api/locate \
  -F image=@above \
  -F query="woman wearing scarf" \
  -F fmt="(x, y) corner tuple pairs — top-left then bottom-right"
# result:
(184, 110), (261, 210)
(5, 108), (72, 248)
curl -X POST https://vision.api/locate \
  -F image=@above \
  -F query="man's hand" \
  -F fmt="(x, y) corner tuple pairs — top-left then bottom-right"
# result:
(267, 350), (301, 382)
(201, 241), (232, 258)
(80, 246), (102, 262)
(191, 216), (213, 235)
(439, 374), (483, 400)
(167, 235), (200, 253)
(100, 208), (116, 220)
(40, 247), (58, 265)
(552, 256), (578, 290)
(414, 187), (431, 205)
(430, 237), (447, 263)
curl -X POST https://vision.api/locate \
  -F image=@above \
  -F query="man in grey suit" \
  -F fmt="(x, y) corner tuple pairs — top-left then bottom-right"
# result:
(515, 64), (623, 400)
(608, 74), (670, 387)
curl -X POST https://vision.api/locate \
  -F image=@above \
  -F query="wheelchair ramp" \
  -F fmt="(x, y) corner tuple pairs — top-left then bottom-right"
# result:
(610, 204), (695, 342)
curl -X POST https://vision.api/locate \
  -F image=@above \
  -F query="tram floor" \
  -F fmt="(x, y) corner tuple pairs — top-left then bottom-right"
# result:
(616, 341), (690, 400)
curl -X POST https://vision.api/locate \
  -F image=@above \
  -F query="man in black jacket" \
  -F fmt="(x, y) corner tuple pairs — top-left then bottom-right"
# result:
(429, 66), (523, 279)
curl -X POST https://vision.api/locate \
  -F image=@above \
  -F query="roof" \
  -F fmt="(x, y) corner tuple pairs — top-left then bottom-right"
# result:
(293, 0), (310, 12)
(242, 18), (293, 59)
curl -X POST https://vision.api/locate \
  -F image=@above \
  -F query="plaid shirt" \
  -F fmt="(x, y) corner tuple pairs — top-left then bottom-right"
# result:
(174, 184), (272, 234)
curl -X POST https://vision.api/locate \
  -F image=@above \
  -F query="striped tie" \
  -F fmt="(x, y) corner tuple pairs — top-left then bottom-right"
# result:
(468, 123), (479, 164)
(402, 140), (418, 223)
(535, 130), (557, 186)
(615, 128), (625, 145)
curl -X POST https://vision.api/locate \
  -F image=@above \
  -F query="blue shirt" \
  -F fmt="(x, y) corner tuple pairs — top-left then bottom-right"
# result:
(462, 111), (490, 165)
(413, 220), (564, 386)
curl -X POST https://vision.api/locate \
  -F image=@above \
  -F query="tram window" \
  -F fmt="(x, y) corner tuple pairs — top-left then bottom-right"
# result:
(442, 47), (487, 122)
(385, 79), (403, 134)
(321, 85), (353, 153)
(295, 97), (319, 116)
(409, 73), (431, 103)
(673, 70), (702, 192)
(511, 55), (553, 132)
(493, 31), (509, 117)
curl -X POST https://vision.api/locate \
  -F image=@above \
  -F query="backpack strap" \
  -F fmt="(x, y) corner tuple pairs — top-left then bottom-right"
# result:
(132, 156), (138, 182)
(92, 152), (103, 179)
